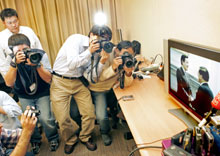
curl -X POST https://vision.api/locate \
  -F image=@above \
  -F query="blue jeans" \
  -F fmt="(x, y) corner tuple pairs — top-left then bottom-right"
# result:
(91, 91), (110, 134)
(19, 96), (59, 143)
(6, 149), (34, 156)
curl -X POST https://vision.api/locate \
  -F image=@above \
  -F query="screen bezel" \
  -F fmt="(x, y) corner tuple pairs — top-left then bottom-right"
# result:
(168, 39), (220, 121)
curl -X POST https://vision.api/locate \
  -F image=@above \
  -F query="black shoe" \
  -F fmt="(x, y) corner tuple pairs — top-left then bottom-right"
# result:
(49, 139), (60, 152)
(112, 122), (118, 129)
(101, 134), (112, 146)
(64, 142), (78, 154)
(81, 138), (97, 151)
(124, 132), (133, 140)
(31, 142), (41, 154)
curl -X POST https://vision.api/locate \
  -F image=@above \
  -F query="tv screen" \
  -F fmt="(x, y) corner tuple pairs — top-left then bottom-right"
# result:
(168, 39), (220, 121)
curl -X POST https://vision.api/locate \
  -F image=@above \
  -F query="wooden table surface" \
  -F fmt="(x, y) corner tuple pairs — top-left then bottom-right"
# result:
(114, 75), (187, 156)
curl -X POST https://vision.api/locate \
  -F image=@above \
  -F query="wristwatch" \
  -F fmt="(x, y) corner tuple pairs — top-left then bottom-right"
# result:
(10, 57), (17, 68)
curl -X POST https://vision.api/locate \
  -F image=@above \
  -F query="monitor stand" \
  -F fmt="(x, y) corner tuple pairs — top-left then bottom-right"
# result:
(168, 108), (198, 129)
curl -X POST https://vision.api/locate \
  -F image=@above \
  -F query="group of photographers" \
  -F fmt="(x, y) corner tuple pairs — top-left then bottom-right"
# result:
(0, 8), (139, 155)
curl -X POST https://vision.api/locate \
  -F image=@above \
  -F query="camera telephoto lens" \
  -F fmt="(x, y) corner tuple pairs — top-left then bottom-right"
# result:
(30, 54), (39, 62)
(125, 60), (133, 68)
(29, 53), (42, 64)
(102, 41), (114, 53)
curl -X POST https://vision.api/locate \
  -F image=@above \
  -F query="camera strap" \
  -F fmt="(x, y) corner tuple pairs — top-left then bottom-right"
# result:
(119, 70), (125, 89)
(90, 55), (101, 84)
(17, 65), (38, 95)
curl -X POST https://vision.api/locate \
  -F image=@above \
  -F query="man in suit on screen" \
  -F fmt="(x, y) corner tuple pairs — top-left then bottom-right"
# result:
(190, 67), (214, 117)
(176, 54), (192, 104)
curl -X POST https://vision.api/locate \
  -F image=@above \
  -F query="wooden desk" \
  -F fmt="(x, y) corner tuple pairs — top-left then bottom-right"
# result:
(114, 75), (187, 156)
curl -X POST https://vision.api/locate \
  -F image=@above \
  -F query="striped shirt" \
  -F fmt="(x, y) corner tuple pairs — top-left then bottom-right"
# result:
(0, 128), (22, 155)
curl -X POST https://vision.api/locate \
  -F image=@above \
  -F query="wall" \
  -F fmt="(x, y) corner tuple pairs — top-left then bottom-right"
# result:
(116, 0), (220, 60)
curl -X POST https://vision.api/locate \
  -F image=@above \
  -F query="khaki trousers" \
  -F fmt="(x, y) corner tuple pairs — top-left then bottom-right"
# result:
(50, 75), (95, 145)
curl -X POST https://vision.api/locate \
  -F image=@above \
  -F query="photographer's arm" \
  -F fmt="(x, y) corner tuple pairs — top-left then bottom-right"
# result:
(99, 50), (110, 65)
(4, 66), (17, 87)
(10, 129), (32, 156)
(35, 53), (52, 83)
(98, 57), (121, 81)
(4, 51), (25, 87)
(10, 109), (37, 156)
(67, 36), (98, 70)
(36, 65), (52, 83)
(98, 66), (118, 82)
(25, 58), (52, 84)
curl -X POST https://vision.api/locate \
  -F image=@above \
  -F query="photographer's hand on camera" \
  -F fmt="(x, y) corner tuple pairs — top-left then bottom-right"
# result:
(100, 50), (110, 64)
(112, 57), (122, 71)
(15, 51), (26, 64)
(21, 106), (38, 135)
(89, 39), (100, 54)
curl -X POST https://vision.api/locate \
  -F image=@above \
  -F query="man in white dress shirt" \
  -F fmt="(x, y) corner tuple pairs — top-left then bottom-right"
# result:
(0, 8), (42, 77)
(51, 25), (112, 154)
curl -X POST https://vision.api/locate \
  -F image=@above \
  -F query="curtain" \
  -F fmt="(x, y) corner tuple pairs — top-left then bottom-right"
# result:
(0, 0), (118, 66)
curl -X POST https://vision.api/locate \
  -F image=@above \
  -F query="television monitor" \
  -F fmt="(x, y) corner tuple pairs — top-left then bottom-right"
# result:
(164, 39), (220, 122)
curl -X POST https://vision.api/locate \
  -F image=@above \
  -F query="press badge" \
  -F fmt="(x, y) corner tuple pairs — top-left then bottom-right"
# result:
(29, 83), (36, 92)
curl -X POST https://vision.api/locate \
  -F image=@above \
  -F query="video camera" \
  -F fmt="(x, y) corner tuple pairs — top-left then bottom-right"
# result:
(119, 51), (136, 70)
(23, 48), (45, 65)
(30, 108), (41, 117)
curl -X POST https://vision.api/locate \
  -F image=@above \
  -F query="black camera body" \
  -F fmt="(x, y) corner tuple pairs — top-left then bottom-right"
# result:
(96, 38), (114, 53)
(23, 49), (45, 65)
(119, 52), (136, 70)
